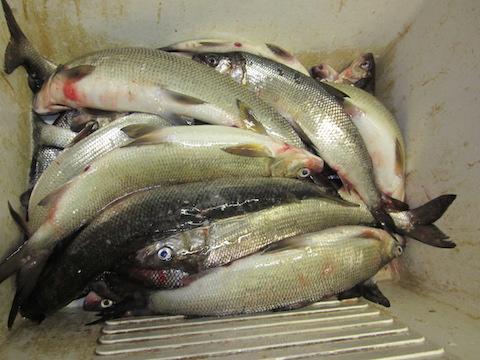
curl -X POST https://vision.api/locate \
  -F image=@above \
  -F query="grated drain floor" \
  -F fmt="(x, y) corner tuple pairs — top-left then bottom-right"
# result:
(94, 298), (450, 359)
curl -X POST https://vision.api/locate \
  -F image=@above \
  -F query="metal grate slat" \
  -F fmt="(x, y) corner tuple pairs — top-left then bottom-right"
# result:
(94, 298), (447, 359)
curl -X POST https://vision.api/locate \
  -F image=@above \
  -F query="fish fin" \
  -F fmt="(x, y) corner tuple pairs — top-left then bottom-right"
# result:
(236, 100), (268, 134)
(0, 242), (27, 284)
(56, 65), (95, 81)
(7, 292), (21, 328)
(163, 89), (206, 105)
(19, 188), (32, 209)
(308, 173), (347, 203)
(262, 236), (307, 254)
(2, 0), (27, 74)
(222, 143), (274, 158)
(383, 195), (409, 211)
(272, 301), (311, 312)
(121, 124), (164, 139)
(337, 277), (390, 307)
(37, 179), (73, 207)
(317, 81), (350, 100)
(8, 202), (30, 237)
(68, 121), (97, 146)
(396, 194), (457, 248)
(370, 206), (398, 240)
(79, 107), (116, 117)
(265, 43), (295, 60)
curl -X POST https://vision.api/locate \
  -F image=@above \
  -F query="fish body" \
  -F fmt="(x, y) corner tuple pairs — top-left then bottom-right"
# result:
(135, 194), (456, 273)
(0, 126), (323, 323)
(320, 82), (406, 201)
(19, 177), (331, 320)
(32, 47), (304, 148)
(193, 51), (396, 232)
(28, 113), (173, 231)
(144, 226), (402, 316)
(160, 38), (310, 75)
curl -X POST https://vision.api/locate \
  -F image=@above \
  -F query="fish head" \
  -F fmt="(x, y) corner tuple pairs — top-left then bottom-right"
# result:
(269, 144), (324, 178)
(192, 52), (246, 85)
(360, 228), (404, 264)
(134, 230), (206, 272)
(340, 53), (375, 83)
(310, 63), (339, 82)
(33, 64), (95, 114)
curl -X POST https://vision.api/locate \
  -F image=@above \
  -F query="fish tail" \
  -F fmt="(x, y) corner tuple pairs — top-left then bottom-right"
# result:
(8, 201), (31, 236)
(397, 194), (457, 248)
(2, 0), (55, 91)
(0, 242), (27, 284)
(370, 206), (397, 239)
(2, 0), (29, 74)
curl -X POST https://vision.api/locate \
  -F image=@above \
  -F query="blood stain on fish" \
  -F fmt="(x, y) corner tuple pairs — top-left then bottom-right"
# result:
(63, 81), (79, 101)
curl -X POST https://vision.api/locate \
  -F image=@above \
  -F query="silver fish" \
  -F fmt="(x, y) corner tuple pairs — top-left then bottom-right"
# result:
(143, 226), (403, 316)
(28, 113), (173, 232)
(193, 51), (399, 233)
(135, 193), (456, 273)
(31, 47), (304, 149)
(160, 38), (310, 75)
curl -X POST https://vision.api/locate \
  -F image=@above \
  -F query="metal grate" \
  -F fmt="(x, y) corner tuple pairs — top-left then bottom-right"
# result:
(94, 298), (448, 359)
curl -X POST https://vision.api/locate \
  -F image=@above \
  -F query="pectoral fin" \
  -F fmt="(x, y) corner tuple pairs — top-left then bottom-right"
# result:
(223, 143), (274, 158)
(237, 100), (267, 134)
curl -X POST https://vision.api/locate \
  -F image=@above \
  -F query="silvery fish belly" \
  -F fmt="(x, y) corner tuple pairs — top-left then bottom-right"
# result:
(321, 82), (406, 201)
(193, 51), (396, 232)
(160, 38), (310, 75)
(145, 226), (402, 316)
(32, 47), (304, 148)
(28, 113), (173, 232)
(0, 125), (323, 321)
(19, 177), (330, 320)
(135, 193), (456, 273)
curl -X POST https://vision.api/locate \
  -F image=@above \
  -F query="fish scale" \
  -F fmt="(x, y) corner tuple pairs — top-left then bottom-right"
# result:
(145, 226), (401, 316)
(33, 47), (304, 148)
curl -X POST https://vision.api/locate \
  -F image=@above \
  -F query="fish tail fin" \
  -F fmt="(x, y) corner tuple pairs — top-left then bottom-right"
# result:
(1, 0), (55, 91)
(397, 194), (457, 248)
(0, 243), (27, 284)
(2, 0), (29, 74)
(8, 201), (31, 236)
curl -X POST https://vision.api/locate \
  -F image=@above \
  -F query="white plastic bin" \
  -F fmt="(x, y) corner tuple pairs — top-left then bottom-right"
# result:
(0, 0), (478, 359)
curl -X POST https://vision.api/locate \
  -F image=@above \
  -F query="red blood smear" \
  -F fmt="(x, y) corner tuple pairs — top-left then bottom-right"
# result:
(63, 81), (79, 101)
(234, 42), (242, 47)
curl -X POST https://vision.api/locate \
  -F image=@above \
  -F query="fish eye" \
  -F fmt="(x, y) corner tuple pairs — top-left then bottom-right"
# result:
(100, 299), (114, 309)
(297, 168), (311, 178)
(157, 246), (174, 261)
(205, 54), (220, 67)
(394, 245), (403, 257)
(360, 60), (371, 70)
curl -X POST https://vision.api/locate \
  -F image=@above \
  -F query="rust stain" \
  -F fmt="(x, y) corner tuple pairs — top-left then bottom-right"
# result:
(338, 0), (346, 12)
(157, 2), (162, 24)
(467, 159), (480, 168)
(426, 103), (444, 119)
(379, 22), (413, 63)
(419, 71), (447, 87)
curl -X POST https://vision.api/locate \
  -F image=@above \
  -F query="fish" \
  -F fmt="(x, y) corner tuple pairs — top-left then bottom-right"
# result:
(160, 38), (310, 75)
(1, 128), (324, 326)
(319, 82), (406, 202)
(134, 193), (456, 273)
(310, 53), (376, 95)
(1, 0), (57, 92)
(126, 226), (404, 317)
(193, 51), (400, 234)
(28, 113), (173, 232)
(32, 114), (77, 149)
(30, 47), (304, 149)
(18, 177), (332, 323)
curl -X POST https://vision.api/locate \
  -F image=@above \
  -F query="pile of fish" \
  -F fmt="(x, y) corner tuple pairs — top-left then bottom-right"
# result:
(0, 0), (456, 329)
